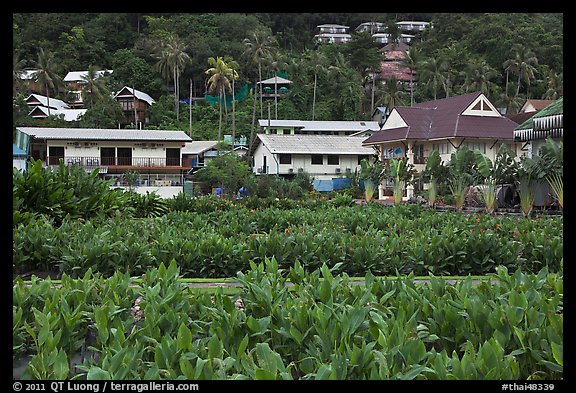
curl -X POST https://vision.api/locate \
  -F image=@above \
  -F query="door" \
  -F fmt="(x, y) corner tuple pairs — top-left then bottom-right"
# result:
(117, 147), (132, 166)
(166, 148), (180, 166)
(48, 146), (64, 165)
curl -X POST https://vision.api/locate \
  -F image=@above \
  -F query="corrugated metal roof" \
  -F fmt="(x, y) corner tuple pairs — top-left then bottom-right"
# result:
(16, 127), (192, 142)
(28, 107), (87, 121)
(63, 70), (112, 82)
(112, 86), (155, 105)
(181, 141), (219, 154)
(257, 120), (381, 132)
(26, 94), (70, 110)
(255, 134), (372, 155)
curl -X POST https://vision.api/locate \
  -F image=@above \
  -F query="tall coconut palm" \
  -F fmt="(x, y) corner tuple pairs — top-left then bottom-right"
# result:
(400, 47), (420, 106)
(461, 57), (498, 96)
(31, 47), (63, 116)
(13, 53), (27, 98)
(266, 50), (288, 120)
(80, 66), (109, 108)
(153, 34), (191, 122)
(242, 29), (276, 119)
(223, 56), (240, 147)
(303, 50), (327, 120)
(378, 76), (408, 110)
(505, 44), (538, 98)
(419, 56), (448, 100)
(205, 56), (232, 146)
(543, 69), (563, 100)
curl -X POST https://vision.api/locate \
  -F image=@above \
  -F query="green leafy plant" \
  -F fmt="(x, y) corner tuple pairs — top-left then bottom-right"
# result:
(546, 173), (563, 209)
(518, 177), (536, 217)
(449, 178), (467, 211)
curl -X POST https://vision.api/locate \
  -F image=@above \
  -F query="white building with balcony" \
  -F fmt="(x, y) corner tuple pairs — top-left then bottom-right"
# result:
(250, 134), (375, 181)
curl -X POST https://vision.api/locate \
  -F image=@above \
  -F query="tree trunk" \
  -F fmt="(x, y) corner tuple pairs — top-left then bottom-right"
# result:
(232, 75), (236, 148)
(312, 73), (317, 120)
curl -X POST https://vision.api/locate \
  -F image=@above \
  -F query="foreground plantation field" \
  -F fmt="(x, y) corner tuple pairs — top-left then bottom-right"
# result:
(13, 201), (563, 380)
(13, 259), (562, 380)
(13, 203), (563, 279)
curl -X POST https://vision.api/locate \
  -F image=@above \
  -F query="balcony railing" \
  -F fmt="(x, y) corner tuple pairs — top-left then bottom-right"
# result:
(48, 156), (191, 168)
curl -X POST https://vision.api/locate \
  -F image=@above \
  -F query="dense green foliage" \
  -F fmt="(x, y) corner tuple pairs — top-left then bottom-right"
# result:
(13, 13), (563, 139)
(13, 259), (563, 379)
(13, 159), (127, 227)
(13, 201), (563, 278)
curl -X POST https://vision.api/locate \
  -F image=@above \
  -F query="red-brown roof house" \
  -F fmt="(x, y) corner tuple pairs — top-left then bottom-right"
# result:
(363, 92), (520, 199)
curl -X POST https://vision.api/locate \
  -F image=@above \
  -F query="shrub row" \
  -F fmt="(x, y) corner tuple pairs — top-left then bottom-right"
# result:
(13, 204), (563, 278)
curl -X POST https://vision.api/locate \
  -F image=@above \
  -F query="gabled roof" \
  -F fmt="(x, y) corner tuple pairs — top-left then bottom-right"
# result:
(519, 99), (556, 114)
(26, 94), (70, 110)
(363, 92), (518, 145)
(514, 97), (563, 141)
(257, 76), (293, 85)
(258, 120), (380, 132)
(113, 86), (155, 105)
(181, 141), (219, 155)
(16, 127), (192, 142)
(64, 70), (112, 82)
(28, 106), (87, 121)
(251, 134), (372, 156)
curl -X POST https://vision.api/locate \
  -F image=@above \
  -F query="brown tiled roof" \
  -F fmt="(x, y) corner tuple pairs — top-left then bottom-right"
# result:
(363, 92), (518, 145)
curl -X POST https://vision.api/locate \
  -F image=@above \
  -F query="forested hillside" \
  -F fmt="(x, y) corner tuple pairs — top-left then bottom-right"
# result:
(13, 13), (563, 141)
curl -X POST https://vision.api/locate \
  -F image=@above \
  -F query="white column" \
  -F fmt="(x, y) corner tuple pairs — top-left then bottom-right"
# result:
(405, 142), (414, 199)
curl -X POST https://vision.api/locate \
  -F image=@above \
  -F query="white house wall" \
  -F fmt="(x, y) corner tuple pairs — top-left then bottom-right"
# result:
(252, 144), (367, 178)
(381, 110), (408, 130)
(46, 141), (184, 162)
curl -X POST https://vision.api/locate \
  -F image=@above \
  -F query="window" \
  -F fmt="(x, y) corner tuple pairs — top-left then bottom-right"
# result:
(432, 142), (450, 155)
(358, 155), (369, 165)
(279, 154), (292, 164)
(327, 155), (339, 165)
(465, 142), (486, 154)
(311, 154), (323, 165)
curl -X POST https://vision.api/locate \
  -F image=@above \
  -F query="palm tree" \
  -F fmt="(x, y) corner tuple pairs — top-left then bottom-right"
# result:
(378, 76), (408, 110)
(153, 34), (191, 122)
(223, 56), (240, 147)
(461, 57), (498, 96)
(400, 47), (420, 106)
(502, 45), (521, 96)
(13, 53), (27, 98)
(498, 83), (524, 115)
(31, 47), (63, 116)
(419, 56), (447, 100)
(302, 50), (327, 120)
(542, 69), (563, 100)
(242, 29), (276, 119)
(80, 66), (109, 108)
(266, 50), (288, 120)
(205, 56), (232, 146)
(505, 44), (538, 98)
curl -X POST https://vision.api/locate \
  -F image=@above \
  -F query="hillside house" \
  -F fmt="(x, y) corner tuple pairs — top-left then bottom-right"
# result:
(314, 24), (352, 44)
(113, 86), (155, 128)
(362, 92), (520, 199)
(514, 97), (563, 159)
(250, 134), (374, 185)
(257, 120), (381, 136)
(15, 127), (192, 187)
(63, 69), (112, 108)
